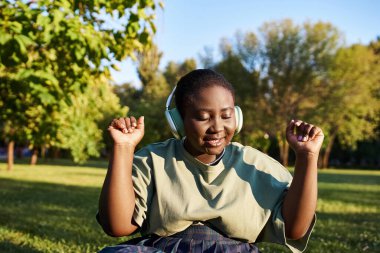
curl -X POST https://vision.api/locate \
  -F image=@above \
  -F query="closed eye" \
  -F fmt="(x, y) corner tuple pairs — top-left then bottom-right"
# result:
(196, 114), (210, 121)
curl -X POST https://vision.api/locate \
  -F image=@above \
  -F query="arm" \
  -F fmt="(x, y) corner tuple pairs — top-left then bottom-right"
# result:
(98, 116), (145, 237)
(282, 120), (324, 240)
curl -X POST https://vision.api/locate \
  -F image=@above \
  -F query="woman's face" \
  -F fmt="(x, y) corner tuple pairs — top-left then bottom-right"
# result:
(182, 85), (236, 164)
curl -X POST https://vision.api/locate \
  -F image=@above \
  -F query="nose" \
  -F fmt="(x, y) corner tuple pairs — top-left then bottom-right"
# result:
(208, 117), (223, 133)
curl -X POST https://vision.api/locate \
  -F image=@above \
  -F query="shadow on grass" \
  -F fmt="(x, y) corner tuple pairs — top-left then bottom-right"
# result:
(0, 241), (42, 253)
(1, 169), (379, 253)
(0, 178), (123, 252)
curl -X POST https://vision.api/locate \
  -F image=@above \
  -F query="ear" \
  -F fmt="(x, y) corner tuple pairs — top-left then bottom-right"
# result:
(165, 108), (185, 139)
(234, 106), (243, 135)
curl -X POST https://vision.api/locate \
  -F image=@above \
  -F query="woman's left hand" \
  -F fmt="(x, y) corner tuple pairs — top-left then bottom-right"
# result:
(286, 119), (324, 156)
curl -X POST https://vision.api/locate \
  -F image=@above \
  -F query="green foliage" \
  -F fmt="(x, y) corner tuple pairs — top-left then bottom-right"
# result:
(114, 44), (167, 146)
(1, 164), (379, 252)
(164, 58), (197, 87)
(114, 44), (198, 147)
(0, 0), (160, 164)
(314, 44), (380, 149)
(203, 20), (379, 166)
(57, 77), (128, 163)
(214, 51), (261, 146)
(134, 44), (171, 146)
(257, 20), (341, 157)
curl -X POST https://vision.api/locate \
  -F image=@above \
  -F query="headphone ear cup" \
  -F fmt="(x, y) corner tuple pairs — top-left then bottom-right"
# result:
(234, 106), (243, 134)
(165, 108), (185, 139)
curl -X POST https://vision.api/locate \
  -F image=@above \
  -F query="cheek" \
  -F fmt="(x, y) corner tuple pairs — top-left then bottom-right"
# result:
(226, 129), (235, 140)
(226, 120), (237, 134)
(184, 121), (206, 136)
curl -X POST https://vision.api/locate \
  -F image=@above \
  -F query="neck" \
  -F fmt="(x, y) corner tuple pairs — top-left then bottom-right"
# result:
(183, 138), (224, 164)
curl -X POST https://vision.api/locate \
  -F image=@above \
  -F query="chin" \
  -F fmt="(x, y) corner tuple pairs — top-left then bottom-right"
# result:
(203, 145), (226, 155)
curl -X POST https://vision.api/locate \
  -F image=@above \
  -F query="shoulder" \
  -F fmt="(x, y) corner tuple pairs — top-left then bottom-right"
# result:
(135, 138), (180, 157)
(133, 139), (181, 171)
(228, 142), (291, 179)
(229, 142), (279, 163)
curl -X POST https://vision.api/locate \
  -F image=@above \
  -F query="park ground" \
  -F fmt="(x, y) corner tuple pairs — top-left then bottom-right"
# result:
(0, 161), (379, 253)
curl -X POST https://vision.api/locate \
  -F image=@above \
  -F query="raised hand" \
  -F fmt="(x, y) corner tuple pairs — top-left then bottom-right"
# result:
(286, 119), (324, 156)
(108, 116), (145, 147)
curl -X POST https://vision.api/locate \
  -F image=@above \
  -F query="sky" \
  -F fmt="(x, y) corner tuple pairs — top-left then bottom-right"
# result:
(110, 0), (380, 86)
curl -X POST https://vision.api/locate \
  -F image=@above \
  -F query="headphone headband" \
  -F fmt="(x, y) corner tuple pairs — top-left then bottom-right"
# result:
(166, 86), (176, 109)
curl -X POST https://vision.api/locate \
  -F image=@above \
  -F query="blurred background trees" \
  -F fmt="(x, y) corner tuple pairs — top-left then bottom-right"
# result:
(199, 20), (379, 168)
(0, 0), (159, 169)
(1, 1), (379, 170)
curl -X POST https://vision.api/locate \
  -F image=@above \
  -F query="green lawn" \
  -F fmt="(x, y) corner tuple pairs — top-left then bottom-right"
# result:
(0, 161), (379, 253)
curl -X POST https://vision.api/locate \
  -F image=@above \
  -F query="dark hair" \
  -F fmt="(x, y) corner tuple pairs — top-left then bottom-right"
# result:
(175, 69), (235, 117)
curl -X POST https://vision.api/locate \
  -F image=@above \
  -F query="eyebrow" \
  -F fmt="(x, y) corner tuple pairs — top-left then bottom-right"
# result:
(196, 107), (234, 112)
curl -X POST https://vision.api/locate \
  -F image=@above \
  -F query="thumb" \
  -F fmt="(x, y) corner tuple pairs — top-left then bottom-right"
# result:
(136, 116), (145, 130)
(286, 119), (295, 137)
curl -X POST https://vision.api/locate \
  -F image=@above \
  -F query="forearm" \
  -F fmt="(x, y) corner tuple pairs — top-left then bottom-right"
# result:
(282, 153), (318, 240)
(99, 144), (138, 236)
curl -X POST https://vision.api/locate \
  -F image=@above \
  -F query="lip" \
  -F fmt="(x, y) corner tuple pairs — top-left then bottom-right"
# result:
(204, 137), (225, 147)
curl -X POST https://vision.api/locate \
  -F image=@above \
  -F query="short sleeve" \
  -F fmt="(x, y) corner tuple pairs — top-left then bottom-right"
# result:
(131, 148), (155, 227)
(258, 190), (316, 253)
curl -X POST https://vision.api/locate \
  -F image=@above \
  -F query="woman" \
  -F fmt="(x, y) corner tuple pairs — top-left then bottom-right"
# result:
(97, 69), (323, 253)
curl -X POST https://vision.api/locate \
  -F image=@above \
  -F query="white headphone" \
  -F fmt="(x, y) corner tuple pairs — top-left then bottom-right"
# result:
(165, 86), (243, 139)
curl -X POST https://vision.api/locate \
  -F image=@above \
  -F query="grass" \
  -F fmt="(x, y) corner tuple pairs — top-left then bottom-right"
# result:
(0, 162), (379, 253)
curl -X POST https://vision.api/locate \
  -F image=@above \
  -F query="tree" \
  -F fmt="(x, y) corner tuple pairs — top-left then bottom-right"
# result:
(0, 0), (160, 169)
(164, 58), (197, 87)
(213, 38), (262, 147)
(314, 44), (380, 168)
(200, 22), (378, 168)
(207, 21), (341, 165)
(255, 20), (341, 166)
(198, 33), (272, 153)
(57, 76), (128, 163)
(114, 47), (198, 147)
(115, 44), (172, 147)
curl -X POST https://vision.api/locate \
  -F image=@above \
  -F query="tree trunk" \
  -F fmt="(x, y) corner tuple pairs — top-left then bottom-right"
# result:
(41, 145), (46, 159)
(53, 147), (60, 159)
(317, 154), (323, 168)
(7, 141), (15, 171)
(322, 133), (337, 169)
(279, 138), (289, 167)
(30, 148), (39, 165)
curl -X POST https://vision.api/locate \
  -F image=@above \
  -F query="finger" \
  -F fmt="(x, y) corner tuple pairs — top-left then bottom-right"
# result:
(114, 118), (126, 133)
(309, 126), (323, 140)
(127, 116), (137, 133)
(295, 121), (306, 141)
(293, 119), (303, 127)
(124, 117), (132, 133)
(300, 123), (309, 141)
(130, 116), (137, 128)
(136, 116), (145, 130)
(108, 119), (117, 130)
(301, 123), (314, 141)
(294, 120), (311, 142)
(114, 118), (126, 130)
(286, 119), (296, 136)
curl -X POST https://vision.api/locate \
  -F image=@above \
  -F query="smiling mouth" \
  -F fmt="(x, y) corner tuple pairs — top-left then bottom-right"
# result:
(204, 138), (224, 147)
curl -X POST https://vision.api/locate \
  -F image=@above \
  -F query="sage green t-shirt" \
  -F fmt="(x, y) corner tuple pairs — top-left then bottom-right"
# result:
(132, 138), (315, 253)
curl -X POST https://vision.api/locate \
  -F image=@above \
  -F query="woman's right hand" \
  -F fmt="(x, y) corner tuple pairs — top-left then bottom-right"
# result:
(108, 116), (145, 147)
